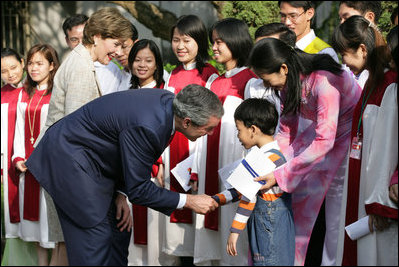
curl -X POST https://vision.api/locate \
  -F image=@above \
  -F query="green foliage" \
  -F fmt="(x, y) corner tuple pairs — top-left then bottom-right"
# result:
(162, 1), (397, 73)
(163, 63), (176, 74)
(379, 1), (398, 37)
(220, 1), (280, 39)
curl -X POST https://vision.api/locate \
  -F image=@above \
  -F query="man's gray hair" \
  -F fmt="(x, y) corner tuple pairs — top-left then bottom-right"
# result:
(173, 84), (224, 126)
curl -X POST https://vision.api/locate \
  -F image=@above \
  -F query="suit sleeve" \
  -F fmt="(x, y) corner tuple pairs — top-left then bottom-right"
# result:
(119, 125), (180, 216)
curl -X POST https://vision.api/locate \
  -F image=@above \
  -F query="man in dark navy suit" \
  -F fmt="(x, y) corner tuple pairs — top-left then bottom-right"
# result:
(26, 84), (223, 266)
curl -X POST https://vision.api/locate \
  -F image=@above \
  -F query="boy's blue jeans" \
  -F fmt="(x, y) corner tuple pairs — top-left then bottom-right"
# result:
(247, 192), (295, 266)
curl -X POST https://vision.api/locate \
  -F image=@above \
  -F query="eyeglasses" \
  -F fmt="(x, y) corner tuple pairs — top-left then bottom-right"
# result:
(280, 11), (305, 23)
(68, 37), (80, 44)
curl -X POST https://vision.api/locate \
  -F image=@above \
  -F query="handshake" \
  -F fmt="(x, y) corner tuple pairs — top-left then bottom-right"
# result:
(184, 194), (220, 214)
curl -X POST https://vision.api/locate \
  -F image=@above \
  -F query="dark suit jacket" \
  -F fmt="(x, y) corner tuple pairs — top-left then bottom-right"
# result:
(26, 89), (180, 228)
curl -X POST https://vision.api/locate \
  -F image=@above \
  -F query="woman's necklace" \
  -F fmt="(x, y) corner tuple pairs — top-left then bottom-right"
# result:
(27, 89), (45, 144)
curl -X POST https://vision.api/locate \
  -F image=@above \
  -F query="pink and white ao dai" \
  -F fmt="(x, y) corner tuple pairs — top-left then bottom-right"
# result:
(273, 70), (362, 266)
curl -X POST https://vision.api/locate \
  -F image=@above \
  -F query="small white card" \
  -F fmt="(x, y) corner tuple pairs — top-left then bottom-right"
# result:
(170, 153), (194, 192)
(345, 215), (371, 240)
(227, 147), (276, 200)
(218, 159), (241, 190)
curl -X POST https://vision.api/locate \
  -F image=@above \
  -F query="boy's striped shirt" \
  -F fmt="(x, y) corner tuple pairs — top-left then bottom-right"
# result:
(212, 141), (286, 234)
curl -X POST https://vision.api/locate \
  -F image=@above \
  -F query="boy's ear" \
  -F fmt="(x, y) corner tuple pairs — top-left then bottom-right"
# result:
(250, 125), (258, 135)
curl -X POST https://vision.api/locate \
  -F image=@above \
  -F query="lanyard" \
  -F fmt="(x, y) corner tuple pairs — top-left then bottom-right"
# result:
(356, 86), (375, 137)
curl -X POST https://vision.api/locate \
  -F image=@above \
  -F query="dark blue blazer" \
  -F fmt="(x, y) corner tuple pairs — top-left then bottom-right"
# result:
(26, 89), (180, 228)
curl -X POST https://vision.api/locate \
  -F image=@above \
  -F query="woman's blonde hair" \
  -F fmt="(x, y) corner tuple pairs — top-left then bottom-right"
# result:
(83, 7), (133, 45)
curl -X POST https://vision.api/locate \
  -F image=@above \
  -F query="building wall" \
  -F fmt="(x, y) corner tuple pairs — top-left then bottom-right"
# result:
(29, 1), (218, 63)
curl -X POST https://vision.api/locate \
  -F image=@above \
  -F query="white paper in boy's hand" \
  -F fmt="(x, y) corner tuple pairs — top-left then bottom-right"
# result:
(345, 215), (371, 240)
(170, 153), (194, 192)
(218, 159), (241, 190)
(227, 147), (276, 200)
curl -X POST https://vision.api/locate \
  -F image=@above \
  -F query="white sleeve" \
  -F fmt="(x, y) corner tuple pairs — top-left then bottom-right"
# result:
(11, 91), (26, 162)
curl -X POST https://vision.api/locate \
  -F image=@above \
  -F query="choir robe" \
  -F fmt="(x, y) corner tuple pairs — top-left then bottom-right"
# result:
(126, 81), (178, 266)
(161, 62), (218, 260)
(273, 70), (362, 266)
(11, 86), (55, 248)
(336, 70), (398, 266)
(1, 84), (23, 237)
(191, 67), (257, 265)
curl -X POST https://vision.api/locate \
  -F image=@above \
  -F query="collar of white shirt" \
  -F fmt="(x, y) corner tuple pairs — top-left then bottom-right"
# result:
(183, 62), (197, 71)
(225, 66), (247, 78)
(296, 29), (316, 51)
(138, 80), (157, 89)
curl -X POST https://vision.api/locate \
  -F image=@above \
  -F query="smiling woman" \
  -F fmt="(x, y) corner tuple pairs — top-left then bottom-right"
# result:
(30, 7), (135, 266)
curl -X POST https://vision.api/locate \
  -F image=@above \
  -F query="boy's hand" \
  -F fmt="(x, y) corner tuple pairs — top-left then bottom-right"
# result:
(227, 232), (239, 256)
(369, 214), (390, 232)
(389, 184), (398, 203)
(15, 160), (28, 173)
(189, 180), (198, 192)
(254, 171), (276, 191)
(156, 164), (165, 188)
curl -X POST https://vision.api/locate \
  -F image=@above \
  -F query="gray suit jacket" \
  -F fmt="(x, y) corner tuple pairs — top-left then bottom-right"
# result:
(36, 43), (102, 144)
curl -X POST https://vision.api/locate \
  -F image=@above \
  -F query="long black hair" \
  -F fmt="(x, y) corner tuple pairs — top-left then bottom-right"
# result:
(170, 14), (210, 74)
(332, 15), (391, 96)
(128, 39), (164, 89)
(249, 38), (342, 115)
(209, 18), (253, 68)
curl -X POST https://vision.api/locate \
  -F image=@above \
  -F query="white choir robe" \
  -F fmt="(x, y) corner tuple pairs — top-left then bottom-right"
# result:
(126, 80), (179, 266)
(335, 82), (398, 266)
(2, 96), (20, 238)
(191, 72), (248, 266)
(155, 68), (201, 262)
(128, 178), (179, 266)
(12, 88), (55, 249)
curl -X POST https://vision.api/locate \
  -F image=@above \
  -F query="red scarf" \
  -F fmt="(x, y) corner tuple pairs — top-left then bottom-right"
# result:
(342, 70), (397, 265)
(19, 90), (51, 221)
(167, 64), (218, 224)
(132, 85), (165, 245)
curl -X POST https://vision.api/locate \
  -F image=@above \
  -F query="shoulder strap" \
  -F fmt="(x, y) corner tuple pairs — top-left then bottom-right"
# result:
(265, 148), (286, 163)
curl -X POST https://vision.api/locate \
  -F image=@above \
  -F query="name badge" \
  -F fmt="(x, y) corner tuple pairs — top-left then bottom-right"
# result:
(349, 136), (362, 160)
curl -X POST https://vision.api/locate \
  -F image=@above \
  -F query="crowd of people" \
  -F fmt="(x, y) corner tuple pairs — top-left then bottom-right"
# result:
(1, 1), (397, 266)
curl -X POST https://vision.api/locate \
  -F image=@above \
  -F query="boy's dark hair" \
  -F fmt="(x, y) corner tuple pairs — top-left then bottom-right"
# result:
(255, 23), (296, 47)
(234, 98), (278, 136)
(62, 14), (89, 37)
(209, 18), (253, 68)
(339, 1), (382, 23)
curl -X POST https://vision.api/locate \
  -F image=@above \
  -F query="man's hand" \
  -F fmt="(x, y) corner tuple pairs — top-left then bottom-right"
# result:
(389, 184), (398, 204)
(253, 171), (277, 191)
(184, 194), (218, 214)
(227, 232), (239, 256)
(15, 160), (27, 173)
(115, 193), (133, 232)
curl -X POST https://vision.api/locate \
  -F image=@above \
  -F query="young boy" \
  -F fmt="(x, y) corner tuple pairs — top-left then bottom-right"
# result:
(212, 98), (295, 266)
